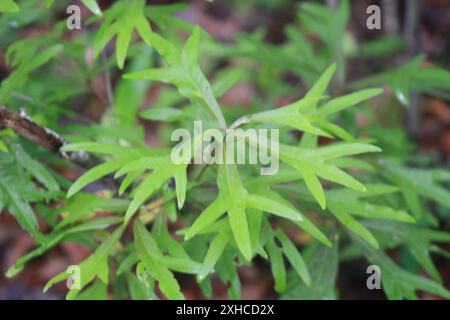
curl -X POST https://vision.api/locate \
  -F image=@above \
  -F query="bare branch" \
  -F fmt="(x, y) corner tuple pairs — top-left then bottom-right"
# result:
(0, 105), (94, 166)
(0, 105), (66, 155)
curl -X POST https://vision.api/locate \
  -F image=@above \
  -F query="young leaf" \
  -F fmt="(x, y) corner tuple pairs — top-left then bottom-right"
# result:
(67, 159), (129, 197)
(228, 206), (252, 261)
(124, 26), (227, 129)
(352, 55), (450, 105)
(326, 186), (415, 224)
(282, 239), (338, 299)
(352, 233), (450, 300)
(44, 226), (125, 299)
(184, 196), (229, 240)
(313, 88), (383, 117)
(198, 233), (229, 281)
(329, 203), (379, 248)
(275, 230), (311, 286)
(81, 0), (102, 16)
(186, 163), (326, 260)
(305, 63), (336, 100)
(93, 0), (152, 69)
(133, 220), (184, 299)
(139, 108), (184, 122)
(0, 44), (63, 103)
(266, 232), (286, 293)
(0, 0), (19, 13)
(363, 220), (450, 282)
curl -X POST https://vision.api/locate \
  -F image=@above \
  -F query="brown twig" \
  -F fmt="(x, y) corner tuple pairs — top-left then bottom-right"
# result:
(0, 105), (94, 166)
(0, 105), (66, 155)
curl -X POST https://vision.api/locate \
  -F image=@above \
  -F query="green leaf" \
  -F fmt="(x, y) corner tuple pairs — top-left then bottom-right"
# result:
(382, 163), (450, 218)
(75, 281), (108, 300)
(44, 0), (55, 8)
(114, 47), (152, 121)
(300, 143), (382, 160)
(124, 26), (227, 129)
(245, 194), (303, 222)
(139, 107), (184, 122)
(248, 96), (330, 137)
(61, 142), (141, 157)
(0, 44), (63, 103)
(81, 0), (102, 16)
(123, 158), (186, 224)
(119, 169), (144, 195)
(0, 0), (19, 13)
(359, 35), (406, 58)
(93, 0), (152, 69)
(157, 256), (201, 274)
(11, 143), (59, 192)
(250, 184), (331, 247)
(326, 185), (415, 224)
(44, 226), (125, 299)
(314, 88), (383, 117)
(329, 203), (379, 248)
(133, 220), (184, 299)
(302, 170), (326, 209)
(67, 159), (129, 197)
(228, 206), (252, 261)
(185, 162), (328, 261)
(186, 164), (330, 251)
(352, 233), (450, 300)
(243, 127), (381, 209)
(184, 196), (229, 240)
(145, 4), (193, 34)
(215, 248), (241, 299)
(212, 68), (247, 98)
(55, 193), (128, 229)
(174, 167), (187, 209)
(0, 178), (38, 235)
(305, 63), (336, 100)
(275, 230), (311, 286)
(352, 55), (450, 106)
(0, 153), (45, 236)
(299, 0), (349, 81)
(266, 231), (286, 293)
(282, 238), (338, 299)
(363, 220), (450, 282)
(126, 272), (153, 300)
(6, 217), (122, 278)
(198, 233), (229, 281)
(278, 143), (380, 208)
(63, 142), (187, 224)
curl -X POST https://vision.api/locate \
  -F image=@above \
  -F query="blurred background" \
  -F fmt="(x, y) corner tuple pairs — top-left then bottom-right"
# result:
(0, 0), (449, 299)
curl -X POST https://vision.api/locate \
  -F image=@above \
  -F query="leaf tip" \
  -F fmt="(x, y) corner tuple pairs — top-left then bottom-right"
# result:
(322, 237), (333, 247)
(5, 265), (20, 278)
(43, 282), (52, 293)
(66, 187), (77, 198)
(184, 232), (192, 241)
(325, 63), (337, 75)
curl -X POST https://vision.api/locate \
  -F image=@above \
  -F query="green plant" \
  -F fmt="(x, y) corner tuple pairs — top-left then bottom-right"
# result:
(1, 0), (449, 300)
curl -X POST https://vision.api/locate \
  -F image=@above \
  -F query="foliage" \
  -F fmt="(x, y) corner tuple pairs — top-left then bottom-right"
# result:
(1, 0), (449, 300)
